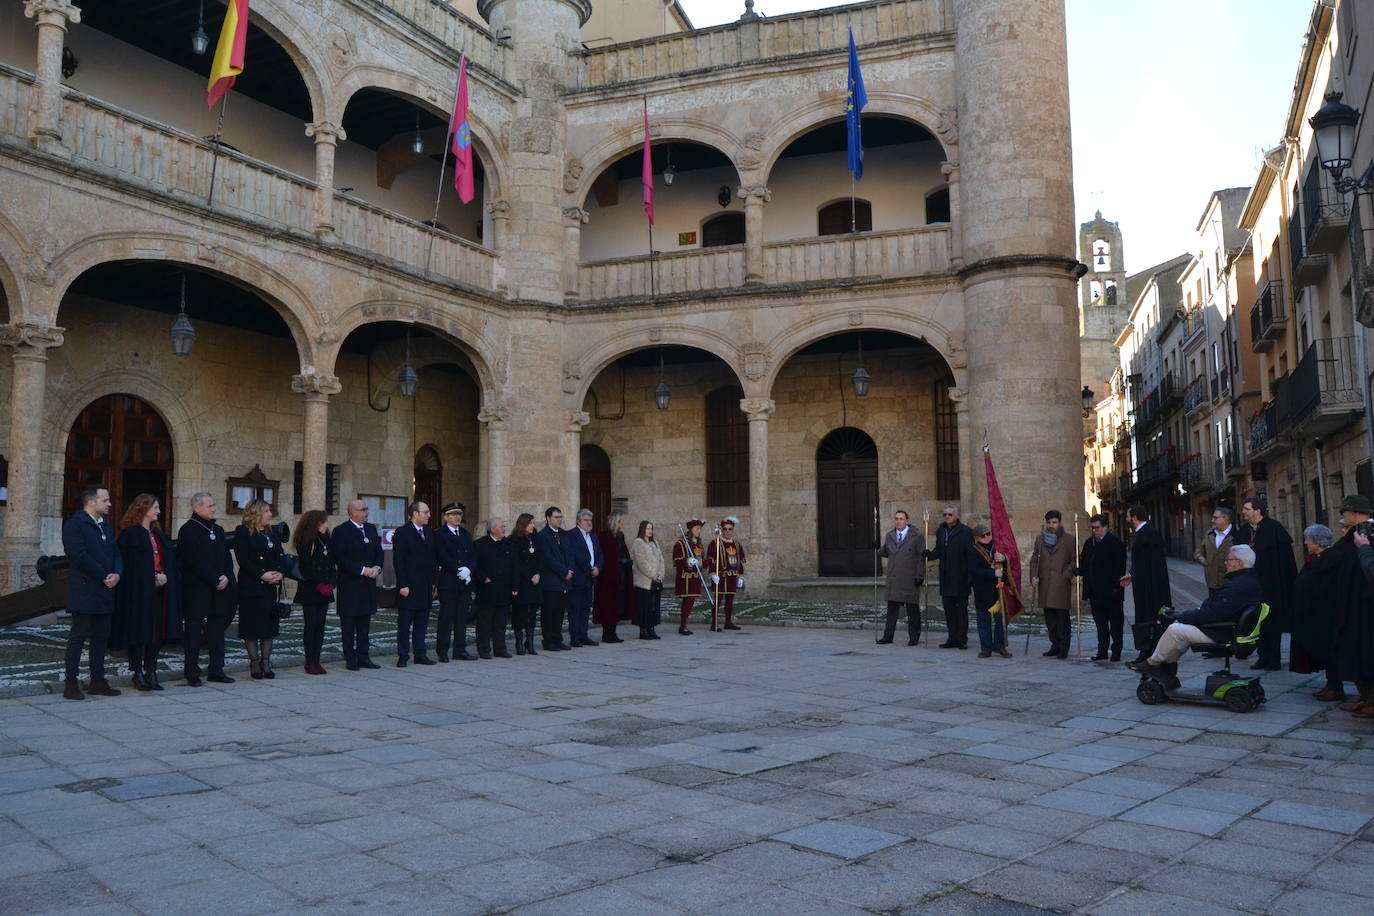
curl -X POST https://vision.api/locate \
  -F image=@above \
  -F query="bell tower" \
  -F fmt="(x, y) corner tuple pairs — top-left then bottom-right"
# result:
(1078, 211), (1128, 400)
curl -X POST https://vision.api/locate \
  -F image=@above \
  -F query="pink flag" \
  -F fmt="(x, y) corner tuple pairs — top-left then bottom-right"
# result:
(642, 101), (654, 226)
(450, 56), (474, 204)
(983, 442), (1024, 617)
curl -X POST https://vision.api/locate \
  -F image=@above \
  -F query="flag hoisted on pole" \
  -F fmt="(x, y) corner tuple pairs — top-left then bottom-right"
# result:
(450, 55), (474, 204)
(206, 0), (250, 109)
(984, 439), (1024, 619)
(845, 27), (867, 181)
(642, 99), (654, 226)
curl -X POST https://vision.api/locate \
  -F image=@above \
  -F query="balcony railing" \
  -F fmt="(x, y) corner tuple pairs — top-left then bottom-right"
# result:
(576, 225), (951, 300)
(1351, 195), (1374, 327)
(1223, 432), (1246, 477)
(1286, 336), (1363, 435)
(574, 0), (953, 89)
(1135, 448), (1177, 488)
(1248, 401), (1280, 457)
(0, 68), (497, 291)
(374, 0), (507, 77)
(1183, 377), (1206, 415)
(1250, 280), (1286, 352)
(1181, 309), (1206, 346)
(1303, 160), (1350, 256)
(1158, 370), (1181, 409)
(1179, 453), (1212, 492)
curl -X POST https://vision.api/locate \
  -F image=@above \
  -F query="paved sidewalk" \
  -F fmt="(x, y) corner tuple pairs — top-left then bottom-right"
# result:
(2, 624), (1371, 915)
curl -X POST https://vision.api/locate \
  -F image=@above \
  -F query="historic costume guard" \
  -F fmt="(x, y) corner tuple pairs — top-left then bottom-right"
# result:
(672, 519), (707, 635)
(878, 510), (925, 645)
(704, 516), (746, 631)
(178, 492), (236, 685)
(434, 502), (475, 661)
(332, 500), (384, 670)
(392, 500), (438, 666)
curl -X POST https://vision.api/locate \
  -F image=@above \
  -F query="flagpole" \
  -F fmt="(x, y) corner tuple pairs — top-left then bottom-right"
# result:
(1074, 512), (1083, 660)
(644, 97), (656, 298)
(206, 94), (228, 206)
(426, 52), (466, 276)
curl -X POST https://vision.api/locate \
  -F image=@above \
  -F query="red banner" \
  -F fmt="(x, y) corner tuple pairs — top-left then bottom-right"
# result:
(984, 443), (1023, 617)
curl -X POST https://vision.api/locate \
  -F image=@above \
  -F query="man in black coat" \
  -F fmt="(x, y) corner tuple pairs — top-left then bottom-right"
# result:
(567, 509), (603, 647)
(472, 517), (519, 659)
(1348, 504), (1374, 716)
(434, 502), (475, 661)
(60, 486), (124, 700)
(392, 500), (438, 667)
(537, 507), (574, 651)
(333, 499), (384, 670)
(1121, 504), (1172, 663)
(1238, 496), (1297, 671)
(1078, 513), (1127, 661)
(177, 492), (236, 686)
(924, 505), (972, 649)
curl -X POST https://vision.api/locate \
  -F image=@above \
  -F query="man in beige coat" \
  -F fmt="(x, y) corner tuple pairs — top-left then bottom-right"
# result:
(1029, 510), (1077, 658)
(1193, 506), (1235, 596)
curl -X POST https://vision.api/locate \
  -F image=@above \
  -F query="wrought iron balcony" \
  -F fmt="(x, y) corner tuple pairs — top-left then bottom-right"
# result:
(1223, 433), (1246, 478)
(1303, 161), (1351, 256)
(1250, 280), (1287, 352)
(1291, 207), (1330, 286)
(1248, 400), (1282, 458)
(1183, 377), (1206, 415)
(1285, 337), (1364, 436)
(1178, 453), (1213, 492)
(1158, 371), (1181, 410)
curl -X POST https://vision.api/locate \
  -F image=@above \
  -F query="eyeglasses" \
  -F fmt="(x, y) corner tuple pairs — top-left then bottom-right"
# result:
(942, 512), (956, 517)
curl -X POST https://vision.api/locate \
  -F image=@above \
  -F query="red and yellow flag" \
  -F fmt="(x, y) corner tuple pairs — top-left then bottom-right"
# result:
(207, 0), (250, 109)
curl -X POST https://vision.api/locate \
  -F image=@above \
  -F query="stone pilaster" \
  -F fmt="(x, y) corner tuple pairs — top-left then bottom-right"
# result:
(564, 408), (590, 516)
(562, 207), (589, 301)
(305, 121), (346, 239)
(1, 322), (63, 592)
(486, 199), (511, 293)
(479, 405), (510, 522)
(954, 0), (1082, 540)
(740, 397), (774, 586)
(738, 185), (771, 286)
(291, 372), (341, 513)
(24, 0), (80, 151)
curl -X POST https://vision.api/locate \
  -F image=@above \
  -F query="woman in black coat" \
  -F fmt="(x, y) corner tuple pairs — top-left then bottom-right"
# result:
(292, 509), (336, 676)
(113, 494), (182, 691)
(511, 513), (541, 656)
(232, 499), (285, 679)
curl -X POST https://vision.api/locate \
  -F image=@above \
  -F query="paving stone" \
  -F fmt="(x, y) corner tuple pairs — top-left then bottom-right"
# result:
(1086, 888), (1250, 916)
(261, 851), (410, 900)
(901, 889), (1055, 915)
(512, 883), (687, 915)
(713, 885), (874, 916)
(509, 759), (614, 783)
(616, 862), (774, 912)
(786, 861), (947, 909)
(771, 820), (909, 858)
(1254, 800), (1372, 834)
(625, 818), (756, 859)
(1027, 753), (1123, 774)
(0, 840), (67, 879)
(313, 811), (449, 849)
(208, 827), (353, 870)
(46, 822), (184, 865)
(1075, 820), (1208, 858)
(370, 831), (514, 873)
(1118, 801), (1241, 836)
(1267, 886), (1374, 915)
(538, 835), (666, 881)
(960, 743), (1044, 762)
(1029, 787), (1138, 817)
(1074, 774), (1176, 800)
(703, 840), (837, 881)
(923, 823), (1054, 859)
(968, 861), (1118, 911)
(1032, 840), (1166, 884)
(1154, 786), (1265, 815)
(1150, 862), (1286, 911)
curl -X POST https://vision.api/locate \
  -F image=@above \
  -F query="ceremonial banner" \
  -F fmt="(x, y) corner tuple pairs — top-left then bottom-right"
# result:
(846, 27), (867, 180)
(642, 100), (654, 226)
(450, 56), (474, 204)
(984, 442), (1024, 617)
(207, 0), (250, 109)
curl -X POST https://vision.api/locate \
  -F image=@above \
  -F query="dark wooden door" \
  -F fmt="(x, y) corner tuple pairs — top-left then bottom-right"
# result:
(816, 427), (879, 576)
(579, 444), (612, 524)
(64, 394), (174, 517)
(413, 445), (442, 526)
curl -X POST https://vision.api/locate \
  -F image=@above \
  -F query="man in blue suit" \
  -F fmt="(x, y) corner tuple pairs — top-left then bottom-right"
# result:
(392, 500), (438, 666)
(61, 486), (124, 700)
(568, 508), (603, 647)
(537, 507), (573, 651)
(435, 502), (475, 661)
(333, 499), (384, 670)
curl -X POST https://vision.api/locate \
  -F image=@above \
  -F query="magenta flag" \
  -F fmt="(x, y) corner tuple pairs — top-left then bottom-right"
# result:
(642, 101), (654, 226)
(450, 56), (474, 204)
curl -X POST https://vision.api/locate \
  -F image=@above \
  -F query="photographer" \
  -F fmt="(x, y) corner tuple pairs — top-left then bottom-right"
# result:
(1338, 496), (1374, 718)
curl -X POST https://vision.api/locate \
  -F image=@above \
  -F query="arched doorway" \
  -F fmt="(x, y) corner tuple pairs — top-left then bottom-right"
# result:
(579, 444), (611, 525)
(414, 445), (443, 524)
(64, 395), (174, 517)
(816, 427), (878, 576)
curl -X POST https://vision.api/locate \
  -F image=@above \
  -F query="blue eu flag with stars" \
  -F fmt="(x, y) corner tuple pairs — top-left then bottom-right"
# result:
(846, 28), (867, 180)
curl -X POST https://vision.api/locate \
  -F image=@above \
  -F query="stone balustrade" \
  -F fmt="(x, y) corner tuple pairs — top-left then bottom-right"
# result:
(371, 0), (508, 77)
(576, 224), (951, 300)
(332, 194), (496, 290)
(574, 0), (953, 88)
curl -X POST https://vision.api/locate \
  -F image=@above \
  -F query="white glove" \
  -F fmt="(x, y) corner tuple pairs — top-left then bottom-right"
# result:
(458, 566), (471, 584)
(711, 574), (720, 584)
(737, 577), (745, 589)
(688, 558), (699, 567)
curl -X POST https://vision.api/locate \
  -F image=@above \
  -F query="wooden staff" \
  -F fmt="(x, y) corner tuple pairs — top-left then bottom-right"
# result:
(872, 506), (884, 640)
(711, 526), (722, 632)
(1074, 512), (1082, 660)
(921, 507), (931, 646)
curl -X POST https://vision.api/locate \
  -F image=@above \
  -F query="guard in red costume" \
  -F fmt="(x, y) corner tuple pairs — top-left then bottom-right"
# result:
(672, 519), (707, 635)
(705, 516), (746, 631)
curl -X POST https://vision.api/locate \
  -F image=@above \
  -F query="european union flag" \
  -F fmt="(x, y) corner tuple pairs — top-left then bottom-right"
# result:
(846, 27), (867, 180)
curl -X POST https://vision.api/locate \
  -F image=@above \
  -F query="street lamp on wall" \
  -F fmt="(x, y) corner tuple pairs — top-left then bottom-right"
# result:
(1082, 386), (1095, 419)
(1310, 91), (1374, 192)
(169, 273), (196, 357)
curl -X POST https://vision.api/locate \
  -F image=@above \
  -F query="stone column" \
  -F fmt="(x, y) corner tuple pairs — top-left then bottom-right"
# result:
(479, 405), (510, 521)
(486, 199), (511, 294)
(24, 0), (80, 150)
(955, 0), (1082, 541)
(305, 121), (346, 239)
(738, 185), (771, 286)
(291, 372), (341, 512)
(947, 386), (976, 518)
(740, 397), (774, 587)
(564, 409), (589, 515)
(1, 323), (63, 591)
(941, 160), (963, 270)
(562, 207), (589, 301)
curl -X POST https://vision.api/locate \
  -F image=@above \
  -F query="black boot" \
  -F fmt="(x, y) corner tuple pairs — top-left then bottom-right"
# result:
(514, 630), (527, 656)
(525, 631), (538, 655)
(145, 664), (164, 691)
(639, 627), (651, 640)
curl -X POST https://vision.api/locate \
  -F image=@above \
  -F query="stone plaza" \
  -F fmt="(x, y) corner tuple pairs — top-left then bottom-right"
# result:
(3, 602), (1373, 914)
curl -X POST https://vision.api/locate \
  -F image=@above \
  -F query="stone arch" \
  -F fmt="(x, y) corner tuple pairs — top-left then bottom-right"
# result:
(38, 231), (321, 370)
(335, 68), (508, 200)
(223, 0), (330, 123)
(42, 370), (205, 522)
(759, 306), (965, 397)
(570, 118), (743, 209)
(567, 324), (747, 409)
(0, 207), (29, 322)
(758, 91), (952, 186)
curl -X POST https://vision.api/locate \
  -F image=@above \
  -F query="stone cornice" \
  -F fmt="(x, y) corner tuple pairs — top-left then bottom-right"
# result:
(478, 0), (592, 25)
(956, 254), (1086, 282)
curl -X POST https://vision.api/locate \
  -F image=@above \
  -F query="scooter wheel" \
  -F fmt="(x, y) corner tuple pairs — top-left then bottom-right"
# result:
(1225, 687), (1255, 713)
(1136, 679), (1164, 705)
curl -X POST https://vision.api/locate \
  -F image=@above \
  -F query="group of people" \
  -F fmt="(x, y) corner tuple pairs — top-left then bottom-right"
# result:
(58, 486), (751, 699)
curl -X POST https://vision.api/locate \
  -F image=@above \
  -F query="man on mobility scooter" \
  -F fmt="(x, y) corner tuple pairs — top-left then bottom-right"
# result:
(1129, 545), (1265, 707)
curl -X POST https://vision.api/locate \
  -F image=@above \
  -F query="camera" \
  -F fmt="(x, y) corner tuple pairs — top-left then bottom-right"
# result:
(1356, 520), (1374, 538)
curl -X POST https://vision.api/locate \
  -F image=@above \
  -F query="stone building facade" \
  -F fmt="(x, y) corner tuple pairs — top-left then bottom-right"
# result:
(0, 0), (1082, 593)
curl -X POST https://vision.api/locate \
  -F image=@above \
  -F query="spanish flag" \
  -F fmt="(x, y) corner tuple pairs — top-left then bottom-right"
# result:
(207, 0), (250, 109)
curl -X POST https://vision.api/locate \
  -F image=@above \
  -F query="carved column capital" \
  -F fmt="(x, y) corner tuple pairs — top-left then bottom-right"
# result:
(0, 322), (64, 355)
(486, 198), (511, 219)
(946, 386), (968, 407)
(291, 372), (342, 397)
(478, 405), (510, 425)
(24, 0), (80, 26)
(739, 397), (775, 420)
(562, 207), (590, 226)
(565, 409), (591, 432)
(737, 185), (771, 204)
(305, 121), (346, 145)
(941, 160), (960, 180)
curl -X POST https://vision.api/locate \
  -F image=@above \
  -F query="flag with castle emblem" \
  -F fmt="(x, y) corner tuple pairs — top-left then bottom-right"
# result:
(450, 55), (474, 204)
(206, 0), (250, 109)
(845, 27), (867, 180)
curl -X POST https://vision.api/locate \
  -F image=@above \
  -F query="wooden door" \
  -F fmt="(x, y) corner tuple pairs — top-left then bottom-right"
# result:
(579, 444), (612, 524)
(413, 445), (443, 526)
(64, 394), (174, 518)
(816, 427), (879, 576)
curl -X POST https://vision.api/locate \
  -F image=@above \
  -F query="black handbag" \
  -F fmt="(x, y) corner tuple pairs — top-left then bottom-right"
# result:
(280, 553), (303, 582)
(272, 584), (294, 620)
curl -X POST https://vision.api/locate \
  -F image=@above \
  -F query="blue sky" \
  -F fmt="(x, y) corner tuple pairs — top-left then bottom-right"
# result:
(679, 0), (1314, 273)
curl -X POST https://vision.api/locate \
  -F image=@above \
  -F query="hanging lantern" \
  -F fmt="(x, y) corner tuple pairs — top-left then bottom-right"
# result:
(191, 0), (209, 55)
(398, 329), (418, 398)
(851, 333), (871, 397)
(411, 112), (424, 156)
(663, 146), (675, 186)
(169, 273), (196, 357)
(654, 347), (671, 409)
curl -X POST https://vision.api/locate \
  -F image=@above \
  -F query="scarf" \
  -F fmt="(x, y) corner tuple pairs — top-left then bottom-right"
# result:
(1042, 527), (1060, 550)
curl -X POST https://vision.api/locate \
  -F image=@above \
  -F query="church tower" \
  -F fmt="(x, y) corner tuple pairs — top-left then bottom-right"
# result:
(1078, 211), (1127, 402)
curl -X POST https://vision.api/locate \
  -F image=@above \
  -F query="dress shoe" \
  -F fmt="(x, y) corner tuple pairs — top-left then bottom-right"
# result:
(437, 653), (450, 663)
(63, 680), (85, 701)
(495, 650), (512, 659)
(514, 640), (526, 656)
(184, 675), (203, 687)
(346, 661), (360, 671)
(552, 642), (569, 651)
(207, 673), (235, 683)
(1312, 687), (1346, 701)
(146, 671), (165, 690)
(583, 638), (599, 646)
(415, 656), (437, 665)
(1056, 652), (1069, 660)
(262, 666), (276, 680)
(304, 662), (326, 675)
(360, 659), (381, 669)
(724, 623), (741, 630)
(639, 629), (652, 639)
(87, 680), (121, 697)
(649, 629), (661, 639)
(1110, 653), (1121, 662)
(977, 650), (992, 658)
(1091, 653), (1109, 661)
(1129, 658), (1164, 674)
(1355, 705), (1374, 718)
(877, 637), (894, 645)
(1042, 649), (1059, 657)
(130, 670), (146, 690)
(603, 634), (623, 644)
(679, 627), (693, 636)
(995, 648), (1012, 658)
(396, 657), (408, 668)
(455, 651), (476, 661)
(478, 651), (493, 659)
(938, 641), (958, 648)
(907, 639), (919, 646)
(1339, 699), (1368, 712)
(250, 661), (264, 680)
(1250, 661), (1281, 671)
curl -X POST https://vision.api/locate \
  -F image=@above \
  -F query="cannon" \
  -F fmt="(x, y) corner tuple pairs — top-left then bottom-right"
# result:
(0, 555), (70, 627)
